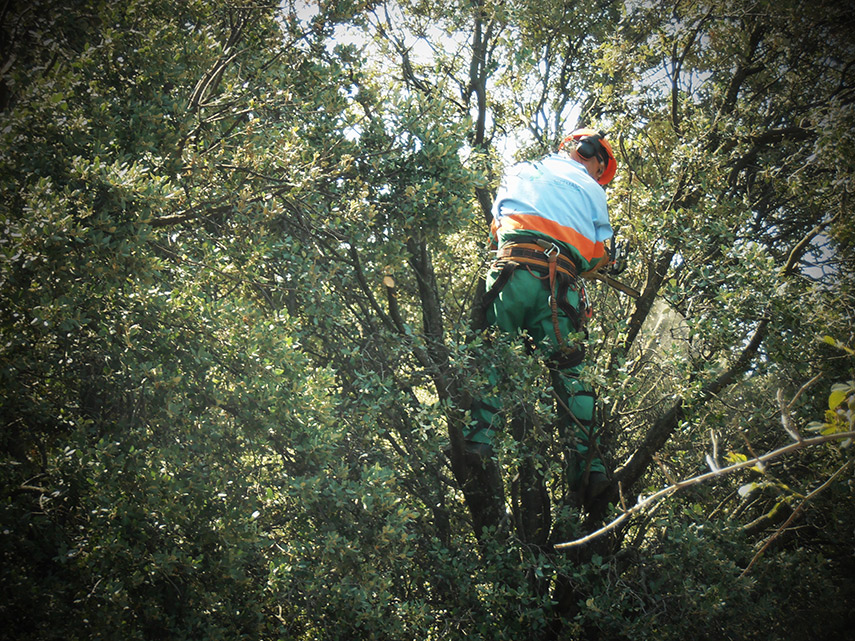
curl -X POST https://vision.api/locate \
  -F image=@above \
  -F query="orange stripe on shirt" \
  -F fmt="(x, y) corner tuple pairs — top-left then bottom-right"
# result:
(495, 213), (605, 262)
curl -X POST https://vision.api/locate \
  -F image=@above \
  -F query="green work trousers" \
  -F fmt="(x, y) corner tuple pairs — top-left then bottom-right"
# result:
(468, 265), (605, 477)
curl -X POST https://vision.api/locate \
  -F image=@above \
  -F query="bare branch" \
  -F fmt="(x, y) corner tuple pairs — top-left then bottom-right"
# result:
(740, 460), (853, 576)
(781, 210), (841, 277)
(706, 429), (720, 472)
(555, 431), (855, 549)
(584, 271), (641, 299)
(788, 373), (823, 410)
(777, 388), (802, 442)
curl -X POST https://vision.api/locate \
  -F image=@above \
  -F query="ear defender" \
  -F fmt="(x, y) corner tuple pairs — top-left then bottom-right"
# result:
(559, 128), (617, 185)
(575, 131), (608, 164)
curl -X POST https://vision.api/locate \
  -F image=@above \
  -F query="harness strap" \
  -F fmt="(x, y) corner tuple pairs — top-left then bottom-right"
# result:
(482, 242), (588, 348)
(555, 273), (584, 334)
(493, 240), (581, 347)
(481, 260), (518, 312)
(546, 247), (563, 348)
(495, 242), (578, 279)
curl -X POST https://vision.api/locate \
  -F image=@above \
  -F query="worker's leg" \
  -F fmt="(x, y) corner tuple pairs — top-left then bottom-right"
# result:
(551, 362), (605, 479)
(528, 279), (606, 483)
(465, 266), (536, 447)
(472, 268), (551, 539)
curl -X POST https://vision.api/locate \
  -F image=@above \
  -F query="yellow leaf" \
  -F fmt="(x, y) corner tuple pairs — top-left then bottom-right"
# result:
(821, 336), (855, 355)
(726, 451), (748, 464)
(829, 389), (847, 410)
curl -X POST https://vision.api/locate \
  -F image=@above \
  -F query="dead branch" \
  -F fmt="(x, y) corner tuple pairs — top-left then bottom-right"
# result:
(555, 430), (855, 549)
(740, 460), (853, 576)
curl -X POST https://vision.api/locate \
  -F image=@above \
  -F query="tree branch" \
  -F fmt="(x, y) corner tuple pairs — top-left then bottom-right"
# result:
(348, 244), (398, 335)
(619, 248), (674, 357)
(556, 431), (855, 549)
(611, 316), (769, 497)
(739, 460), (853, 576)
(781, 209), (841, 277)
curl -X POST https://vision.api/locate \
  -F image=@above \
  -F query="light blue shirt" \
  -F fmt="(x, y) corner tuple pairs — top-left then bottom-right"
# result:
(491, 153), (612, 262)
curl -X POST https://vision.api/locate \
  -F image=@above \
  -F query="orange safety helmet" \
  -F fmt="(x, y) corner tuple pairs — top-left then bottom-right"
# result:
(559, 128), (617, 186)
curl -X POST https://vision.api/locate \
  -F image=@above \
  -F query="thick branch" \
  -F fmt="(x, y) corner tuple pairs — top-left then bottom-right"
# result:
(467, 0), (492, 148)
(718, 23), (765, 118)
(726, 126), (811, 187)
(406, 237), (445, 345)
(619, 248), (674, 357)
(612, 316), (769, 495)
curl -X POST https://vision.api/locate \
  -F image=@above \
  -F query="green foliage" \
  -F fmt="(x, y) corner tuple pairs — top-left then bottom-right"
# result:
(1, 0), (853, 640)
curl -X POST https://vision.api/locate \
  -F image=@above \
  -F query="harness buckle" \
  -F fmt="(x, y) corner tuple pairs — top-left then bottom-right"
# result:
(534, 237), (560, 258)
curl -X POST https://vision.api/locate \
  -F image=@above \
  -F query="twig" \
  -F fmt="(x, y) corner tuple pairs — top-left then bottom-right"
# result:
(554, 430), (855, 549)
(777, 388), (802, 442)
(783, 211), (842, 276)
(706, 428), (720, 472)
(739, 460), (852, 577)
(788, 373), (823, 409)
(737, 429), (763, 472)
(652, 453), (678, 485)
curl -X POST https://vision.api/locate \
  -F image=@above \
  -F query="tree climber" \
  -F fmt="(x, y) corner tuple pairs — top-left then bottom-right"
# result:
(469, 128), (617, 508)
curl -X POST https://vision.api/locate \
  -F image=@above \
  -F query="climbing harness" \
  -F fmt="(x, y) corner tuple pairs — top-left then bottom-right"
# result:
(469, 238), (605, 482)
(494, 240), (578, 279)
(482, 238), (588, 355)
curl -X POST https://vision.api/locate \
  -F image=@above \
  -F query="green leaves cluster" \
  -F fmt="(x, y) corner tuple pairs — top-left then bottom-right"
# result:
(1, 0), (854, 640)
(808, 338), (855, 441)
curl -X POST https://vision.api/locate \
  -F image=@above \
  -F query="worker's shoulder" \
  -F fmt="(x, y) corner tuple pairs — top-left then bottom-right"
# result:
(539, 154), (603, 189)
